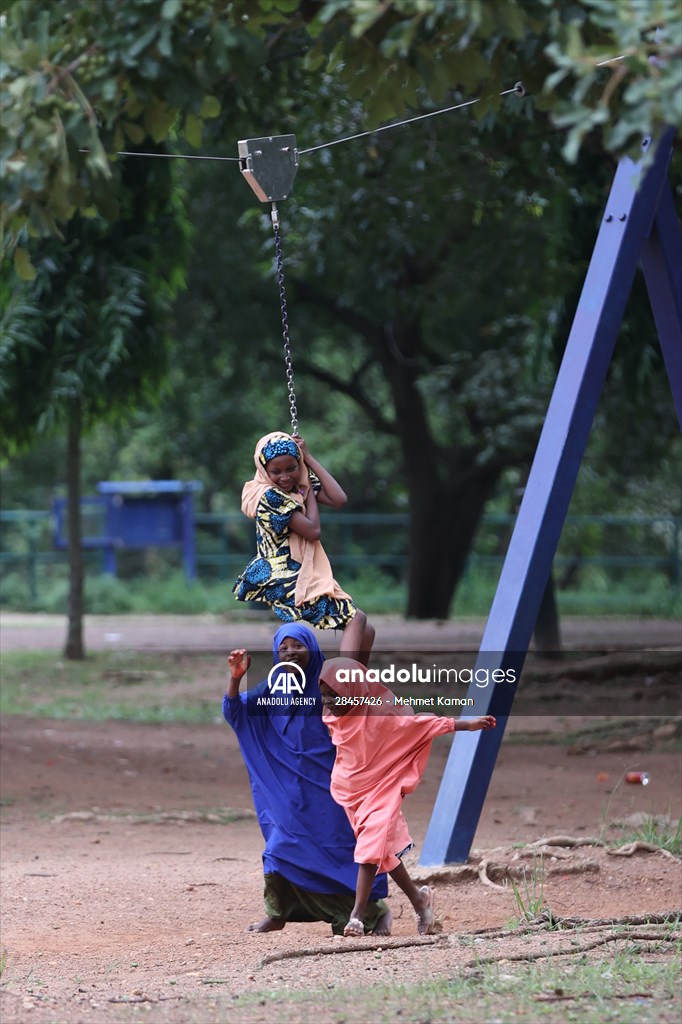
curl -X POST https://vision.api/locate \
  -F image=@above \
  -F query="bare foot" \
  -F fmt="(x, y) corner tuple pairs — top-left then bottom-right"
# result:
(415, 886), (435, 935)
(343, 915), (364, 937)
(247, 916), (285, 932)
(372, 908), (393, 936)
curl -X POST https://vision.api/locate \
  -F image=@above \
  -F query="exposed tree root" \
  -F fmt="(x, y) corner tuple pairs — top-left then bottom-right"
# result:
(470, 909), (681, 939)
(418, 850), (603, 891)
(533, 991), (654, 1003)
(417, 836), (678, 892)
(546, 860), (600, 875)
(529, 835), (606, 848)
(608, 841), (679, 861)
(257, 912), (681, 970)
(479, 857), (599, 887)
(107, 996), (185, 1004)
(260, 933), (447, 967)
(463, 931), (679, 968)
(516, 846), (572, 859)
(477, 859), (506, 891)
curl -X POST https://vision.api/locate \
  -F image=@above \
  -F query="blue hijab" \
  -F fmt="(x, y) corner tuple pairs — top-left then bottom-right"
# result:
(223, 624), (387, 898)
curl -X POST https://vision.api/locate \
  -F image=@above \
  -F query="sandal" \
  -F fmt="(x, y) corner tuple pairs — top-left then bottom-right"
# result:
(416, 885), (435, 935)
(343, 916), (365, 937)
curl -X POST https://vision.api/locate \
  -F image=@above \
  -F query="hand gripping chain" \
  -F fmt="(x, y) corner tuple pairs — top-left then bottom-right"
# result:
(271, 203), (298, 435)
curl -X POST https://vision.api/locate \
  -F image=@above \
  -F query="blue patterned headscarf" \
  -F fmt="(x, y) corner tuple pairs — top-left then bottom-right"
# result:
(259, 436), (300, 466)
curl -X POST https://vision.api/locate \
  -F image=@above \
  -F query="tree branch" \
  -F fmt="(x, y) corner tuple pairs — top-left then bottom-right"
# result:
(295, 356), (397, 435)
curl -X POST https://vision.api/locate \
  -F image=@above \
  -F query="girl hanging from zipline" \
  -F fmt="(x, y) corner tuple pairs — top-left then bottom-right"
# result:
(233, 431), (375, 664)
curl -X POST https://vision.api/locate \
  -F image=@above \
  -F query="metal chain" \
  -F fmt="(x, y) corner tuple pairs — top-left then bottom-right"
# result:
(271, 203), (298, 435)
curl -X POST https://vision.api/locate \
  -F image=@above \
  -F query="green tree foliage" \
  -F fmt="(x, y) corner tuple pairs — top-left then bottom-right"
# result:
(256, 93), (572, 616)
(306, 0), (681, 161)
(142, 69), (678, 617)
(1, 156), (188, 654)
(1, 0), (679, 623)
(0, 0), (286, 269)
(2, 0), (679, 270)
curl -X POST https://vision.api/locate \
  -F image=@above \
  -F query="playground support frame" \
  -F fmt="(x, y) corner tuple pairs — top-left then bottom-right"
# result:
(420, 129), (682, 865)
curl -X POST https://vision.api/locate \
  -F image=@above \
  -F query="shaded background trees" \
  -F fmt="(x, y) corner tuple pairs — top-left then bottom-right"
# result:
(1, 0), (680, 646)
(1, 156), (188, 655)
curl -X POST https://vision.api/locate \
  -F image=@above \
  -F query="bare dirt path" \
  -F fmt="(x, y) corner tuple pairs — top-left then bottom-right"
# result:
(2, 611), (680, 653)
(1, 615), (680, 1023)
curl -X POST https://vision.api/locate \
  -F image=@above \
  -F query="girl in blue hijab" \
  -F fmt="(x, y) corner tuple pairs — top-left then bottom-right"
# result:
(223, 623), (390, 935)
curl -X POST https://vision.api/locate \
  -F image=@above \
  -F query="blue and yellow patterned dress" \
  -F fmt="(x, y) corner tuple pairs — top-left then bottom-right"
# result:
(233, 484), (356, 629)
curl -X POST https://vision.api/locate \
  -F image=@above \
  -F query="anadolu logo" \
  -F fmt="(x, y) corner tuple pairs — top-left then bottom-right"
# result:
(267, 661), (307, 695)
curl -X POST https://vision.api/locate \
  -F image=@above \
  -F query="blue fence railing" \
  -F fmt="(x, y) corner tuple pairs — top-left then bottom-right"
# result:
(2, 509), (680, 607)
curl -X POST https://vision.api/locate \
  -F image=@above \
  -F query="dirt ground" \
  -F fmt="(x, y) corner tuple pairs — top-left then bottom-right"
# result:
(1, 614), (680, 1024)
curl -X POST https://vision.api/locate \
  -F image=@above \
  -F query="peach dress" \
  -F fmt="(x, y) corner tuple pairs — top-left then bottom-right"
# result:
(321, 658), (455, 872)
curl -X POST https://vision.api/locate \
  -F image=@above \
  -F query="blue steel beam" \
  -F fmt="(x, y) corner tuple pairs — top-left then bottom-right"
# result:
(640, 181), (682, 429)
(420, 129), (679, 866)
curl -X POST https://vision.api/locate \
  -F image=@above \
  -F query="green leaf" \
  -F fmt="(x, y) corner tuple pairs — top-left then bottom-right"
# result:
(200, 95), (221, 119)
(85, 139), (112, 179)
(124, 94), (145, 119)
(101, 77), (118, 102)
(304, 47), (327, 71)
(184, 112), (202, 148)
(143, 99), (176, 143)
(122, 121), (145, 144)
(128, 24), (160, 59)
(14, 246), (36, 281)
(161, 0), (182, 19)
(350, 3), (389, 38)
(158, 24), (172, 59)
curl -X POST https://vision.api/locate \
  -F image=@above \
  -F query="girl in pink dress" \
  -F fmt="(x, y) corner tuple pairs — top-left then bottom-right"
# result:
(319, 657), (496, 936)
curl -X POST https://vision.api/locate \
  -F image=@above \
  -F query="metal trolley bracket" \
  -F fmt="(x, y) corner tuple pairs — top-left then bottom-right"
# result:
(238, 135), (299, 203)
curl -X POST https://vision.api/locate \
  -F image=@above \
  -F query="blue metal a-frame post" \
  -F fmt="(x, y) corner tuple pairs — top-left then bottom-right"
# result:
(420, 129), (681, 866)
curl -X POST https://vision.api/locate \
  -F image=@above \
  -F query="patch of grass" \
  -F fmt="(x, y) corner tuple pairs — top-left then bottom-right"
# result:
(453, 566), (681, 619)
(614, 814), (682, 856)
(598, 766), (682, 854)
(0, 649), (225, 724)
(3, 560), (680, 618)
(204, 950), (681, 1024)
(561, 718), (664, 743)
(51, 807), (254, 825)
(507, 852), (547, 925)
(503, 730), (570, 746)
(559, 588), (681, 619)
(344, 567), (407, 614)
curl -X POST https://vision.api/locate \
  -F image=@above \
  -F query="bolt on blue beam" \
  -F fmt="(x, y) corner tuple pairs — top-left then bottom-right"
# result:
(420, 129), (679, 866)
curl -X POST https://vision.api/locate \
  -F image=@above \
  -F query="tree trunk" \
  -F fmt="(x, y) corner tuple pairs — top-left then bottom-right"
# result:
(377, 324), (504, 620)
(533, 570), (562, 657)
(405, 469), (498, 619)
(64, 401), (85, 660)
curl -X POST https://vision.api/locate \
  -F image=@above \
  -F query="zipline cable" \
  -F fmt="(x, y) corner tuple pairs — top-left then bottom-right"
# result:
(298, 83), (525, 155)
(77, 60), (622, 429)
(111, 151), (241, 162)
(79, 51), (630, 166)
(270, 82), (524, 430)
(84, 81), (529, 435)
(82, 79), (530, 164)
